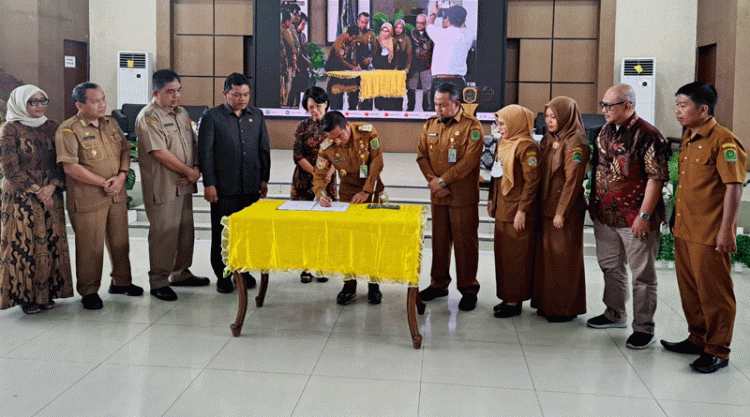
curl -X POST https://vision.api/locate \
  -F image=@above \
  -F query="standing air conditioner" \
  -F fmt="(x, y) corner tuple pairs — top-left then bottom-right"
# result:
(621, 58), (655, 125)
(117, 51), (152, 106)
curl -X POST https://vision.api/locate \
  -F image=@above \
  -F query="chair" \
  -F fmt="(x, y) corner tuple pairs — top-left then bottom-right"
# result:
(182, 105), (208, 123)
(112, 103), (147, 142)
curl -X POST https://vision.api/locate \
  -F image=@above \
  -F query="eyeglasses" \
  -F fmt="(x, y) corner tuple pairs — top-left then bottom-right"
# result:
(27, 99), (50, 106)
(599, 101), (628, 110)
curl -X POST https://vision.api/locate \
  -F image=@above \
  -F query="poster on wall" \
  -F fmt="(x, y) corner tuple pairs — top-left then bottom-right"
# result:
(269, 0), (502, 121)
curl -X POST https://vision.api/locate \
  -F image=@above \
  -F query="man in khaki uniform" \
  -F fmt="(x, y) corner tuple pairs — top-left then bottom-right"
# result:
(56, 82), (141, 310)
(416, 82), (484, 311)
(281, 9), (299, 107)
(353, 12), (377, 110)
(325, 26), (361, 111)
(135, 69), (208, 302)
(662, 82), (746, 374)
(313, 111), (384, 305)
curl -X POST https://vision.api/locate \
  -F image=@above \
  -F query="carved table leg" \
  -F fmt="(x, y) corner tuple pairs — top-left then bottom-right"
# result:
(230, 271), (248, 337)
(407, 287), (423, 349)
(255, 273), (269, 307)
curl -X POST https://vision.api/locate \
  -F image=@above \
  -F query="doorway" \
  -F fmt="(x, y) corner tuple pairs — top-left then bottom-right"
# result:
(696, 43), (717, 86)
(64, 40), (89, 119)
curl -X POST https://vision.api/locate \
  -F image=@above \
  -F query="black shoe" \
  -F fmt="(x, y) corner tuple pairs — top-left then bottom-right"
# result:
(367, 283), (382, 305)
(545, 314), (576, 323)
(336, 286), (357, 305)
(216, 277), (234, 293)
(150, 286), (178, 301)
(316, 276), (329, 283)
(300, 272), (313, 283)
(493, 302), (521, 318)
(626, 332), (655, 349)
(108, 284), (144, 296)
(81, 293), (103, 310)
(419, 286), (448, 301)
(458, 294), (477, 311)
(170, 276), (210, 287)
(660, 338), (704, 355)
(690, 353), (729, 373)
(586, 314), (627, 329)
(493, 302), (505, 312)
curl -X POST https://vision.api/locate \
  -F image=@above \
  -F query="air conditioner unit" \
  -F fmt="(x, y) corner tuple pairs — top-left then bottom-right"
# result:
(117, 51), (152, 107)
(621, 58), (655, 125)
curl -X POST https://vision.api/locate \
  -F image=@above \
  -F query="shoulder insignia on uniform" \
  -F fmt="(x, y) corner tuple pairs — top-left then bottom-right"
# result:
(370, 138), (380, 150)
(571, 146), (583, 152)
(526, 150), (537, 156)
(320, 139), (332, 150)
(62, 128), (74, 133)
(527, 156), (538, 166)
(80, 119), (87, 126)
(722, 142), (738, 149)
(359, 124), (373, 132)
(725, 148), (738, 162)
(316, 156), (327, 169)
(145, 118), (158, 124)
(470, 129), (481, 141)
(572, 151), (583, 163)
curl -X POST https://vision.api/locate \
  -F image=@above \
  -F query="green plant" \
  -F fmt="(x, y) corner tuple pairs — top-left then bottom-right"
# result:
(657, 233), (675, 262)
(307, 43), (327, 86)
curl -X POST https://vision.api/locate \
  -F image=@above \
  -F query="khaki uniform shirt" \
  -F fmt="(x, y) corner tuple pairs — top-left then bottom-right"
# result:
(312, 122), (384, 199)
(674, 117), (746, 246)
(326, 33), (358, 71)
(539, 135), (590, 218)
(491, 140), (541, 223)
(416, 108), (484, 207)
(356, 29), (377, 67)
(135, 99), (198, 205)
(56, 114), (129, 212)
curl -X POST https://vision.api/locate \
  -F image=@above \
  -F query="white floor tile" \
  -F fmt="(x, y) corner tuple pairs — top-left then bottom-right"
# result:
(292, 376), (420, 417)
(419, 383), (542, 417)
(658, 399), (750, 417)
(164, 369), (308, 417)
(33, 364), (202, 417)
(536, 392), (666, 417)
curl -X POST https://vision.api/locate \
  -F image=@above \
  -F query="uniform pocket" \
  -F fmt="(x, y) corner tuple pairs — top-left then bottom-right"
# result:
(80, 140), (104, 162)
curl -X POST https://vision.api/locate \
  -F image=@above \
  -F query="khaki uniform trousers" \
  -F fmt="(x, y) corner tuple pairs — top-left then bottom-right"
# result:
(593, 219), (659, 334)
(144, 194), (195, 289)
(429, 204), (480, 295)
(674, 237), (736, 360)
(68, 200), (132, 296)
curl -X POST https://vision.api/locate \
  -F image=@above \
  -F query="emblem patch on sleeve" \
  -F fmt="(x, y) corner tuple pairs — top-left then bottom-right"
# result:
(316, 157), (327, 169)
(370, 138), (380, 149)
(471, 130), (481, 141)
(572, 151), (583, 163)
(725, 149), (738, 162)
(528, 156), (538, 166)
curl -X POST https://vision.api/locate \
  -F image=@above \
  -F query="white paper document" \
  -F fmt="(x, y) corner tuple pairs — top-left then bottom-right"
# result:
(277, 200), (350, 212)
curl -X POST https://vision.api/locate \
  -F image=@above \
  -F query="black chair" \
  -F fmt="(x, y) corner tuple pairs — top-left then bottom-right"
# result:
(182, 105), (208, 123)
(112, 103), (147, 142)
(534, 112), (605, 144)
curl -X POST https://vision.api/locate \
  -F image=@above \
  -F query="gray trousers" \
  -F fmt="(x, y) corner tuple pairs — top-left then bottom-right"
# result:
(593, 219), (659, 334)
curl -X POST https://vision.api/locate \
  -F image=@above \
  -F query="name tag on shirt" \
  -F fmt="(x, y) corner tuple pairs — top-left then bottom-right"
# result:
(83, 135), (96, 141)
(428, 133), (437, 137)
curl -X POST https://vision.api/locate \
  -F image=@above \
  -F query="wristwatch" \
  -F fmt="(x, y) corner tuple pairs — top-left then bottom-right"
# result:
(638, 211), (651, 221)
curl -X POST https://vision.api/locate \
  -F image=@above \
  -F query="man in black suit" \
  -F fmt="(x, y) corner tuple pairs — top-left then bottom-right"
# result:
(198, 73), (271, 293)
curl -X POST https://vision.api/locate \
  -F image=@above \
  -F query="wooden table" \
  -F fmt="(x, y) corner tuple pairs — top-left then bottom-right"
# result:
(223, 200), (427, 349)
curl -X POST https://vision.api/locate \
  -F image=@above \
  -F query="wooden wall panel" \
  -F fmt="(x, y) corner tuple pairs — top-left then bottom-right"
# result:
(552, 39), (598, 82)
(505, 83), (519, 106)
(551, 83), (599, 114)
(215, 0), (254, 35)
(214, 77), (227, 106)
(215, 36), (244, 77)
(507, 0), (554, 38)
(180, 77), (214, 106)
(174, 36), (214, 76)
(518, 82), (551, 113)
(174, 0), (213, 34)
(519, 39), (552, 82)
(506, 40), (520, 82)
(553, 0), (599, 38)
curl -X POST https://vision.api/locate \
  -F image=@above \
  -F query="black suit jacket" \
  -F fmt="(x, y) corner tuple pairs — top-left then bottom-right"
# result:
(198, 103), (271, 196)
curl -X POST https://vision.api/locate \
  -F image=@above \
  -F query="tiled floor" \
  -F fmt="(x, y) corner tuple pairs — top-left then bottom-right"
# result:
(2, 239), (750, 416)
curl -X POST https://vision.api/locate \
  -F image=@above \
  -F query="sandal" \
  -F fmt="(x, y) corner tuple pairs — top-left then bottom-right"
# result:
(300, 272), (313, 283)
(21, 303), (41, 314)
(40, 300), (56, 310)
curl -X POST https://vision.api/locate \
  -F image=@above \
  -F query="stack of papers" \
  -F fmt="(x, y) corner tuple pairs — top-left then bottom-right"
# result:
(276, 201), (350, 212)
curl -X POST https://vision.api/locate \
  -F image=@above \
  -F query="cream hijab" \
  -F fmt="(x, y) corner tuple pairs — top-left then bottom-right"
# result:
(494, 104), (535, 195)
(6, 85), (49, 128)
(377, 22), (394, 63)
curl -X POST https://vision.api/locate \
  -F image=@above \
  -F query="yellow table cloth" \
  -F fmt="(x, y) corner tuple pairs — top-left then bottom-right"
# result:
(222, 200), (426, 286)
(327, 70), (407, 100)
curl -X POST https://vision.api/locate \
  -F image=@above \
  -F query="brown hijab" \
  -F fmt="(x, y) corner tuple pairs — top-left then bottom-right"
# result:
(541, 96), (585, 199)
(495, 104), (535, 195)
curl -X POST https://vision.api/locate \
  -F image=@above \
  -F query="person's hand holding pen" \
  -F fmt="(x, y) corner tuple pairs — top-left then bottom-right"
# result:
(319, 194), (333, 207)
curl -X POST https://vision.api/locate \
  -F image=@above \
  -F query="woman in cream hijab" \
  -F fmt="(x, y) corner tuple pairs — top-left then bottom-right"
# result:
(0, 85), (72, 314)
(488, 104), (540, 318)
(532, 96), (590, 322)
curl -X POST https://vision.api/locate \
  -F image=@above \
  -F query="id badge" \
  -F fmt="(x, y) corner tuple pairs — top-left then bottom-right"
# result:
(360, 164), (368, 178)
(448, 148), (457, 163)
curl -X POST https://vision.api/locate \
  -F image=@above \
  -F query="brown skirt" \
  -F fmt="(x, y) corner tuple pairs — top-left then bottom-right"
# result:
(494, 218), (535, 303)
(531, 211), (587, 316)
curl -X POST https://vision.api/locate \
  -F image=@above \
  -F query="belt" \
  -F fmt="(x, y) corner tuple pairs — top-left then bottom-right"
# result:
(433, 75), (464, 79)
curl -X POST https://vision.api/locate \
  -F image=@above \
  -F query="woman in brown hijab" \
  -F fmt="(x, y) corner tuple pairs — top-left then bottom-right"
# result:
(531, 96), (590, 322)
(488, 105), (540, 318)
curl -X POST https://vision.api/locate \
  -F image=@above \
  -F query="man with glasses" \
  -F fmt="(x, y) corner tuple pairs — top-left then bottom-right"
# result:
(586, 83), (670, 350)
(198, 73), (271, 294)
(407, 14), (434, 112)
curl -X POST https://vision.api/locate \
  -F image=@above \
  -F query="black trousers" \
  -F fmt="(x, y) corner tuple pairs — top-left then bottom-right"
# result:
(430, 76), (466, 108)
(210, 192), (260, 280)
